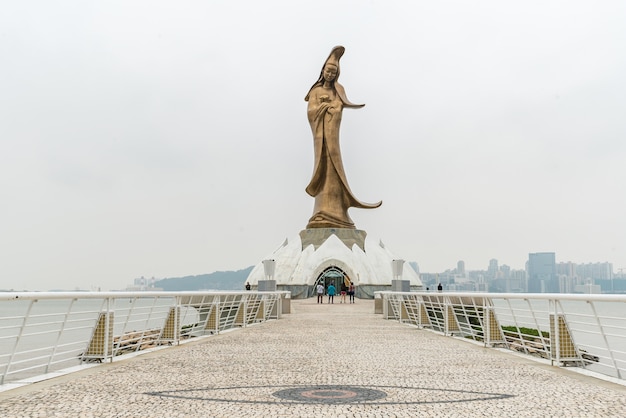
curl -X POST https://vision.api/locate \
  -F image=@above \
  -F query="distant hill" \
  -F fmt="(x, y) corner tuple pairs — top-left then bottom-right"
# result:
(155, 266), (254, 291)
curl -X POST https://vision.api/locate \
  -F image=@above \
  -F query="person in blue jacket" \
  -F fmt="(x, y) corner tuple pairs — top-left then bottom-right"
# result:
(327, 283), (336, 304)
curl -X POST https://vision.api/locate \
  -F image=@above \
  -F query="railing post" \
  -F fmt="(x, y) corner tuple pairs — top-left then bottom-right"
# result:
(444, 296), (450, 336)
(234, 295), (245, 327)
(400, 295), (409, 323)
(483, 304), (505, 348)
(175, 296), (181, 344)
(418, 298), (430, 329)
(159, 298), (181, 345)
(256, 298), (266, 322)
(443, 296), (460, 336)
(274, 293), (282, 319)
(549, 306), (580, 366)
(550, 299), (559, 366)
(381, 293), (388, 319)
(105, 298), (112, 361)
(82, 308), (114, 363)
(208, 296), (220, 334)
(483, 297), (490, 347)
(281, 291), (291, 315)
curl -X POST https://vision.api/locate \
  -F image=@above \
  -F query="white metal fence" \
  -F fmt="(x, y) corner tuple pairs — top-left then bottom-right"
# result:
(0, 291), (288, 386)
(377, 291), (626, 381)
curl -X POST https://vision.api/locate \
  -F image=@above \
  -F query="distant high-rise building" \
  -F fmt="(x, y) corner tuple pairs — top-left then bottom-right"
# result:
(475, 274), (487, 292)
(576, 262), (613, 281)
(527, 252), (557, 293)
(557, 262), (577, 279)
(500, 264), (511, 279)
(487, 259), (498, 280)
(457, 260), (465, 276)
(556, 261), (613, 292)
(509, 270), (526, 292)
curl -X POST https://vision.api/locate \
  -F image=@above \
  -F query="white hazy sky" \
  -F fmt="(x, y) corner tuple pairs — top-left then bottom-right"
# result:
(1, 1), (625, 291)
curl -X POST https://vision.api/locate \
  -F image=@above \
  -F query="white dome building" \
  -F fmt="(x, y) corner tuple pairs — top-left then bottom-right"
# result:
(247, 229), (422, 299)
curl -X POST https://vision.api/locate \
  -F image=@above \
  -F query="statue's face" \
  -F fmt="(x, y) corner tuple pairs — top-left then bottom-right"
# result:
(323, 64), (337, 82)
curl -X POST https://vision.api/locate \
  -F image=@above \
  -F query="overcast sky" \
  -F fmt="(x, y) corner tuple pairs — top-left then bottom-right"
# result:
(1, 1), (625, 291)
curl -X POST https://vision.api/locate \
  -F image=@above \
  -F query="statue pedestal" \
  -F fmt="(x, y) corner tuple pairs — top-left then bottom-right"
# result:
(258, 280), (276, 292)
(391, 280), (410, 292)
(299, 228), (367, 252)
(246, 231), (423, 299)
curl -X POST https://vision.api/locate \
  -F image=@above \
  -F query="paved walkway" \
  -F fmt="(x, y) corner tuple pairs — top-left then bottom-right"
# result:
(1, 298), (626, 417)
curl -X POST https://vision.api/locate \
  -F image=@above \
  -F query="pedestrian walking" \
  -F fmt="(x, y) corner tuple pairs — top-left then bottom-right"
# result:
(327, 282), (336, 304)
(348, 281), (355, 303)
(317, 282), (325, 303)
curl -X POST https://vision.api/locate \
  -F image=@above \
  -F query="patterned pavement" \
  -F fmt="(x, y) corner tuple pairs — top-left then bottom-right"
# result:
(1, 298), (625, 417)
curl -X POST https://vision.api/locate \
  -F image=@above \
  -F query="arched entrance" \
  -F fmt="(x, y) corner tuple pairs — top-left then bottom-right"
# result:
(314, 266), (351, 297)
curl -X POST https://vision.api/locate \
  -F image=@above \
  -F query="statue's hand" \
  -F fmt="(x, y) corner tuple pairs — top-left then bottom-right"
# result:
(315, 103), (330, 119)
(326, 102), (342, 120)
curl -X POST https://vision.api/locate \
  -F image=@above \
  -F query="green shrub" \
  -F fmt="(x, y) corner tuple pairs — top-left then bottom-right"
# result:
(502, 325), (549, 338)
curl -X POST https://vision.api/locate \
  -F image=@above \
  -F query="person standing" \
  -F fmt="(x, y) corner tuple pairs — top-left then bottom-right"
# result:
(348, 281), (355, 303)
(317, 282), (325, 303)
(340, 282), (347, 303)
(327, 282), (336, 304)
(245, 282), (251, 291)
(437, 283), (443, 292)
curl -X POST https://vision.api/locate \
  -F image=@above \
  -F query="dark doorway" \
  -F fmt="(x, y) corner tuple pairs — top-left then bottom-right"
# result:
(314, 266), (350, 297)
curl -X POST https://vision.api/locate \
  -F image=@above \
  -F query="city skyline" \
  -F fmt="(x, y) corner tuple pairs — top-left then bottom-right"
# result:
(419, 253), (623, 294)
(418, 255), (619, 275)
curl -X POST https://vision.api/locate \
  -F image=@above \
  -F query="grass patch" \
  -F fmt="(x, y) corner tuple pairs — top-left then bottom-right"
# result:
(502, 326), (549, 338)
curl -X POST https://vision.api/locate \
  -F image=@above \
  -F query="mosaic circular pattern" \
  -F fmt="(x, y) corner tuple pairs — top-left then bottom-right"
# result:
(273, 385), (387, 404)
(146, 384), (514, 405)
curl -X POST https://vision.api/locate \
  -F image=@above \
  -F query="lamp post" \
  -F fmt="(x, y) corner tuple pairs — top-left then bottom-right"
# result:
(391, 259), (409, 292)
(259, 259), (276, 291)
(392, 259), (404, 280)
(262, 259), (275, 281)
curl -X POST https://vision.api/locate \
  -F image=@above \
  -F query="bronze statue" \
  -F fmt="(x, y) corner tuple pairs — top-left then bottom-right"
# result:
(304, 46), (382, 229)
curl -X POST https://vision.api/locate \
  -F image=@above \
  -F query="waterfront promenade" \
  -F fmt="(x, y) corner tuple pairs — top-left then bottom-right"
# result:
(1, 298), (625, 417)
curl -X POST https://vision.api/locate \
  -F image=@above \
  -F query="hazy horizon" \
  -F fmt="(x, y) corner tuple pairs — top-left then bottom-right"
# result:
(2, 1), (625, 291)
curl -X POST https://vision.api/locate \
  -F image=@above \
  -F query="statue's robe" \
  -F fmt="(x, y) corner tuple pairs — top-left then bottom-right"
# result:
(305, 82), (381, 229)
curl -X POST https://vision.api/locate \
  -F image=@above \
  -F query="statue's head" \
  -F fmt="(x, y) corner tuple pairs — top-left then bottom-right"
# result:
(305, 46), (345, 101)
(305, 45), (363, 109)
(323, 63), (338, 83)
(320, 46), (344, 84)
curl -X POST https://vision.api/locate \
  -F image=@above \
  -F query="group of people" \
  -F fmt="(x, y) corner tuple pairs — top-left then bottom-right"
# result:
(316, 281), (355, 304)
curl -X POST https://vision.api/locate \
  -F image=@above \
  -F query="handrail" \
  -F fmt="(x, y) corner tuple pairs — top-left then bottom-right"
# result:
(376, 291), (626, 302)
(0, 291), (289, 387)
(2, 290), (287, 300)
(377, 291), (626, 382)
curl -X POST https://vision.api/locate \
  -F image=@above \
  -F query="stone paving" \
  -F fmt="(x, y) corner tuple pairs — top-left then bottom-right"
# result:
(1, 298), (626, 417)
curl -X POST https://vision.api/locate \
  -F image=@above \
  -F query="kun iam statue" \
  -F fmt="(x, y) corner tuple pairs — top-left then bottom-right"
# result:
(304, 46), (382, 229)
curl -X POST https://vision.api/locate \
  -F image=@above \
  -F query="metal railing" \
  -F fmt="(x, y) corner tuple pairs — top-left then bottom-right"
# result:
(377, 291), (626, 381)
(0, 291), (289, 386)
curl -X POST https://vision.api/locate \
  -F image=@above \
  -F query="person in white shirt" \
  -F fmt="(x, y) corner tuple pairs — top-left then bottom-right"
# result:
(316, 282), (325, 304)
